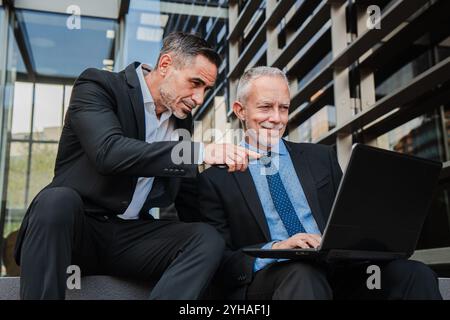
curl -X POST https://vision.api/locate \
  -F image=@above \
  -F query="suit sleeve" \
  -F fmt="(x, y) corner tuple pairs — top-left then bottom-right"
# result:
(67, 68), (199, 177)
(199, 171), (266, 290)
(175, 176), (201, 222)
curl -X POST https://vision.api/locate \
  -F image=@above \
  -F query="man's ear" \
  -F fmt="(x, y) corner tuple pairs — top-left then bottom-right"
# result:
(233, 101), (246, 121)
(157, 53), (173, 76)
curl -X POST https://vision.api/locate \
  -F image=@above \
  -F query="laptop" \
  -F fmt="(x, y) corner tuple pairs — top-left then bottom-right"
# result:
(243, 143), (443, 262)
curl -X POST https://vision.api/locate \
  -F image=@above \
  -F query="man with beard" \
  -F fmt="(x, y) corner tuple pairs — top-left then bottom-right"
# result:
(15, 32), (260, 300)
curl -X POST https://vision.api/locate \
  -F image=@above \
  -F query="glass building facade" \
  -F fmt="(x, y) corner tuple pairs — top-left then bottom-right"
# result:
(0, 0), (449, 277)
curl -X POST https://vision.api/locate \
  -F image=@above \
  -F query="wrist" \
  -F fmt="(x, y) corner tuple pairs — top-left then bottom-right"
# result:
(272, 241), (282, 249)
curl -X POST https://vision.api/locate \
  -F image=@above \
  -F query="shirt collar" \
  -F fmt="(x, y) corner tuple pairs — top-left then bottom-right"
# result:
(135, 64), (154, 105)
(136, 64), (173, 121)
(240, 138), (288, 156)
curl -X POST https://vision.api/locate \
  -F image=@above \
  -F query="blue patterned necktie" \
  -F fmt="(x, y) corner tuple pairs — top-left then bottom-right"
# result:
(261, 154), (306, 237)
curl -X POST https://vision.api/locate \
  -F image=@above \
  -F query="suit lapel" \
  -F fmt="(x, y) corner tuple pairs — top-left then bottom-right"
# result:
(233, 171), (271, 241)
(175, 115), (193, 133)
(125, 62), (145, 141)
(284, 142), (326, 233)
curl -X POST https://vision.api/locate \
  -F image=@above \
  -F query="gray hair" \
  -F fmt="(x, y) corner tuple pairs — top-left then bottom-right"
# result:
(156, 32), (221, 69)
(236, 66), (289, 103)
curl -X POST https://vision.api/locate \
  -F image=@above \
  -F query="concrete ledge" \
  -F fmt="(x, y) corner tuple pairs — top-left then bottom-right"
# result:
(1, 276), (449, 300)
(411, 247), (450, 265)
(0, 276), (155, 300)
(440, 278), (450, 300)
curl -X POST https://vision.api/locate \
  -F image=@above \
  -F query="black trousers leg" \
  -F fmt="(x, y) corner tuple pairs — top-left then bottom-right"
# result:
(19, 187), (225, 300)
(331, 259), (443, 300)
(19, 187), (94, 300)
(105, 218), (225, 300)
(246, 261), (333, 300)
(246, 259), (442, 300)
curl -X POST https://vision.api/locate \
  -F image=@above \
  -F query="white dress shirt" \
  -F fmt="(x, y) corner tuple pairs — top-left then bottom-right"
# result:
(118, 64), (178, 220)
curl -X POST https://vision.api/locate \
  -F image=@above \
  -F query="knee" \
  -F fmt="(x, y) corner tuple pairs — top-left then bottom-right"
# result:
(386, 260), (438, 284)
(188, 223), (225, 256)
(30, 187), (82, 229)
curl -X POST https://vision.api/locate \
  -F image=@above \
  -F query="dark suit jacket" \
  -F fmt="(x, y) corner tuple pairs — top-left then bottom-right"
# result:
(14, 62), (200, 264)
(199, 141), (343, 299)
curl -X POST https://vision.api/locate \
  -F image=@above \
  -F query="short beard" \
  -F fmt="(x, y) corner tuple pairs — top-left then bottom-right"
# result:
(159, 81), (187, 120)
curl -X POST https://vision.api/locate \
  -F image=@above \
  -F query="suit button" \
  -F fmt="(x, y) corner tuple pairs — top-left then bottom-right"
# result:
(121, 201), (128, 205)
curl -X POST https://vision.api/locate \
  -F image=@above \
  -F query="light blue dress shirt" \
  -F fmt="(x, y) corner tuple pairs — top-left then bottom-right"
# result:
(244, 140), (321, 272)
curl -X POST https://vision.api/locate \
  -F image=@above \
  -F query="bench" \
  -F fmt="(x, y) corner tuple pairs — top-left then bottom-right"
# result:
(0, 276), (449, 300)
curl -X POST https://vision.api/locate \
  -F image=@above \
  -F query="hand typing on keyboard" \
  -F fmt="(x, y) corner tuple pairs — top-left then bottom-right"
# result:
(272, 233), (322, 249)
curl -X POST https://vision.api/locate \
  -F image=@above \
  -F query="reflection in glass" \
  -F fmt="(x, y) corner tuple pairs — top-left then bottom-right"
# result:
(376, 51), (431, 101)
(124, 0), (227, 67)
(437, 36), (450, 63)
(443, 105), (450, 160)
(6, 24), (27, 78)
(33, 84), (63, 141)
(6, 142), (29, 210)
(29, 143), (58, 206)
(124, 1), (170, 65)
(16, 9), (117, 78)
(295, 105), (336, 143)
(297, 51), (332, 91)
(11, 82), (33, 140)
(4, 141), (29, 270)
(377, 111), (445, 162)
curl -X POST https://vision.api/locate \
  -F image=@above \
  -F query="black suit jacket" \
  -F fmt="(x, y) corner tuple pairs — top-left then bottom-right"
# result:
(199, 141), (343, 299)
(14, 62), (200, 264)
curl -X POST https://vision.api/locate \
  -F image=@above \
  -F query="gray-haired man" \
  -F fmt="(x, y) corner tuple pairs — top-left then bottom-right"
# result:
(200, 66), (442, 300)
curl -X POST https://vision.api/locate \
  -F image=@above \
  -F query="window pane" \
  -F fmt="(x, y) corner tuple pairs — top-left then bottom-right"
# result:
(290, 105), (336, 143)
(33, 83), (63, 141)
(63, 85), (72, 121)
(28, 143), (58, 206)
(437, 36), (450, 62)
(376, 111), (445, 162)
(11, 82), (33, 140)
(16, 10), (117, 78)
(6, 142), (29, 210)
(0, 6), (4, 94)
